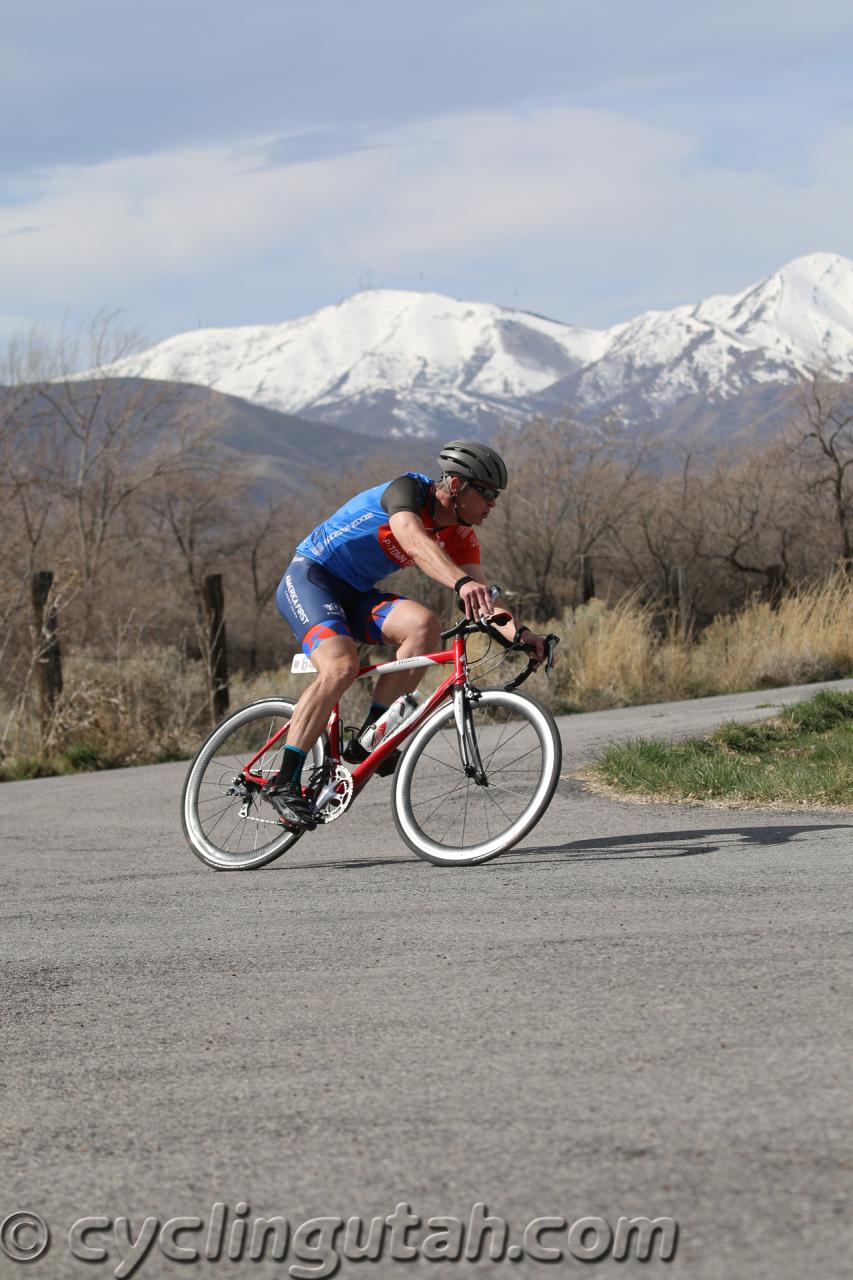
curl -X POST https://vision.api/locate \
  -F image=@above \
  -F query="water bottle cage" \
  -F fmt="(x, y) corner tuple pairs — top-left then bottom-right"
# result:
(360, 694), (420, 750)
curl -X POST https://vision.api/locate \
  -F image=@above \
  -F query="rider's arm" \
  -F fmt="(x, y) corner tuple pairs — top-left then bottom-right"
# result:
(460, 565), (548, 667)
(388, 511), (494, 616)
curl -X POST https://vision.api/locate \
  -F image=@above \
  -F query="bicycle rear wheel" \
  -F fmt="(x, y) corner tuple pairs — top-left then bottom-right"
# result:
(181, 698), (326, 870)
(393, 689), (561, 865)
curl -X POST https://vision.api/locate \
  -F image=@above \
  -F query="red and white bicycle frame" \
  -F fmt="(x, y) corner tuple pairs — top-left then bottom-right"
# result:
(242, 633), (470, 794)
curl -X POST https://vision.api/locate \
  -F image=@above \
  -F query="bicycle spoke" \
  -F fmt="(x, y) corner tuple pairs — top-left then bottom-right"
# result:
(478, 784), (516, 826)
(397, 692), (559, 861)
(221, 810), (247, 850)
(410, 774), (473, 824)
(183, 700), (321, 869)
(481, 762), (541, 775)
(436, 786), (469, 846)
(204, 799), (239, 834)
(482, 778), (540, 798)
(480, 720), (533, 768)
(420, 749), (465, 774)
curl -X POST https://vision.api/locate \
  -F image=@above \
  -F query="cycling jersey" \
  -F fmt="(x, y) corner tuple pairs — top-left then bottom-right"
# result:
(295, 472), (480, 591)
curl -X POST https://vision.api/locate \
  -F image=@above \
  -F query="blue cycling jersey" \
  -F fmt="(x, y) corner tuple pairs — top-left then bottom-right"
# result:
(295, 472), (480, 591)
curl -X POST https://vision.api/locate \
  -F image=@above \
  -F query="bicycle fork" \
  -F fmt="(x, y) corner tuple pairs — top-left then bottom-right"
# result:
(453, 686), (488, 786)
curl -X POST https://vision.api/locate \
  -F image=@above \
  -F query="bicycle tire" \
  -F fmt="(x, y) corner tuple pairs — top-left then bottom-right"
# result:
(392, 688), (561, 866)
(181, 698), (326, 871)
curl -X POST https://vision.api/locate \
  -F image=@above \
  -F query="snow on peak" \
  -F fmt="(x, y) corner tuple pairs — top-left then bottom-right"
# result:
(99, 254), (853, 435)
(694, 252), (853, 371)
(103, 286), (607, 416)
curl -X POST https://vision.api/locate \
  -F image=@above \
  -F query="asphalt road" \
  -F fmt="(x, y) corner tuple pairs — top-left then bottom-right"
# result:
(1, 679), (851, 1280)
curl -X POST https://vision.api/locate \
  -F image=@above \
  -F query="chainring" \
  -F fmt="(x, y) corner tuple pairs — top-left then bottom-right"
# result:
(313, 763), (355, 824)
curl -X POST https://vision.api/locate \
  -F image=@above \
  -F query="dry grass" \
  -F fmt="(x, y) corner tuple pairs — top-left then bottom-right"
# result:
(0, 650), (382, 779)
(2, 575), (851, 778)
(544, 573), (853, 712)
(544, 597), (666, 710)
(690, 574), (852, 692)
(0, 646), (210, 777)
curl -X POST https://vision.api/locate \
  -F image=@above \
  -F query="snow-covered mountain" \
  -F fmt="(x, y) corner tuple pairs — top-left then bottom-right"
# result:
(101, 252), (853, 439)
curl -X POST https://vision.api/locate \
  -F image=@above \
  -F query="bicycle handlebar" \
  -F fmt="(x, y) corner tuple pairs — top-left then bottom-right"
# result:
(439, 611), (560, 691)
(439, 613), (512, 643)
(502, 633), (559, 690)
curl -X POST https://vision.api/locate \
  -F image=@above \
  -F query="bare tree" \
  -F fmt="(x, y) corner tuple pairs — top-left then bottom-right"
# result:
(795, 374), (853, 572)
(0, 335), (63, 577)
(143, 462), (244, 620)
(229, 497), (313, 671)
(3, 315), (211, 641)
(611, 446), (703, 604)
(486, 417), (651, 621)
(681, 440), (805, 601)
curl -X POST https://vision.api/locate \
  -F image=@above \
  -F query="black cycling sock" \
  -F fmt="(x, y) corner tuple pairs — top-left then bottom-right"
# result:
(274, 744), (306, 786)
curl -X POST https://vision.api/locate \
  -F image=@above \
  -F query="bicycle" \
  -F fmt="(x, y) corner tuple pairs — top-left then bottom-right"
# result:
(181, 606), (561, 870)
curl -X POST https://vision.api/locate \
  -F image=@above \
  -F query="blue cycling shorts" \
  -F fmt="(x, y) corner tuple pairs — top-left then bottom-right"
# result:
(276, 555), (405, 657)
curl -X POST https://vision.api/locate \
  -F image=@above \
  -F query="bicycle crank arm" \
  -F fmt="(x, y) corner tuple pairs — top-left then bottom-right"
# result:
(312, 778), (342, 811)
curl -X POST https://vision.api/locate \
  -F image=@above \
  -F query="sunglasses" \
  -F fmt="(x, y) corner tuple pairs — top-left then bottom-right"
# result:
(468, 482), (501, 502)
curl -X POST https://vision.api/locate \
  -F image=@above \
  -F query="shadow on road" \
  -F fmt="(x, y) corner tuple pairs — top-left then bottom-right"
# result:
(506, 822), (853, 866)
(266, 822), (853, 873)
(269, 853), (413, 872)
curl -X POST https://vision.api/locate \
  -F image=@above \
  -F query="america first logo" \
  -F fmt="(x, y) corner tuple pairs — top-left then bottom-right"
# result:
(285, 575), (309, 625)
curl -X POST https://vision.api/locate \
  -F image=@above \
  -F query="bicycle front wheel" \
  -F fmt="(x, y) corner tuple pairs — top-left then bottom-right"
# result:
(393, 689), (562, 866)
(181, 698), (326, 871)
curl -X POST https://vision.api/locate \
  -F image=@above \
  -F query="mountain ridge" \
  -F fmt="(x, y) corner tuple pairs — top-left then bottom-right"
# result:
(98, 252), (853, 441)
(1, 379), (437, 497)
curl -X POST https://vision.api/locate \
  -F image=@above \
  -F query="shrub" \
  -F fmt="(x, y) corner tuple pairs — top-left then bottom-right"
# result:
(546, 597), (660, 710)
(58, 741), (106, 773)
(691, 573), (853, 693)
(2, 576), (851, 778)
(783, 689), (853, 734)
(542, 573), (853, 712)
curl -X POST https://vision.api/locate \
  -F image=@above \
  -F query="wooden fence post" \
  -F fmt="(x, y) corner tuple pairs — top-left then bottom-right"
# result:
(579, 555), (596, 603)
(202, 573), (229, 724)
(31, 570), (63, 737)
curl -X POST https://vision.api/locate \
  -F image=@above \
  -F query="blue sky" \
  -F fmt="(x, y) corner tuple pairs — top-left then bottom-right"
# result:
(2, 0), (852, 343)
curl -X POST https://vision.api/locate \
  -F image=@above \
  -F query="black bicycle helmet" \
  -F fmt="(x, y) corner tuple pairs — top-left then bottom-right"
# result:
(437, 439), (508, 490)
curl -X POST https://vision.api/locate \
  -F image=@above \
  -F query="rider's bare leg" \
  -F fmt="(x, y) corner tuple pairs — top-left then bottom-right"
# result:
(285, 635), (360, 754)
(373, 600), (442, 706)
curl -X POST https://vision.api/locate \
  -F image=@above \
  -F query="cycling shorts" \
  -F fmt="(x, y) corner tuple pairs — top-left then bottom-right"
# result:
(276, 555), (405, 657)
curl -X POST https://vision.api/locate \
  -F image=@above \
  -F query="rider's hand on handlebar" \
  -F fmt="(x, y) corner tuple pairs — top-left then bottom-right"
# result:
(518, 630), (549, 670)
(458, 579), (498, 622)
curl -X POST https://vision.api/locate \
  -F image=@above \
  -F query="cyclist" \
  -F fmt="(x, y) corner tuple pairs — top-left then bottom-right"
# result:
(266, 440), (549, 829)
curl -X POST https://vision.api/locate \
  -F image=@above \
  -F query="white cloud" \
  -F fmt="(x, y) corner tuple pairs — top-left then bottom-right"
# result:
(1, 103), (851, 328)
(341, 107), (692, 257)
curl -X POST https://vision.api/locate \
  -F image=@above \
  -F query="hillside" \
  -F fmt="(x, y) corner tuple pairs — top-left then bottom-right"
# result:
(0, 379), (438, 497)
(95, 253), (853, 441)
